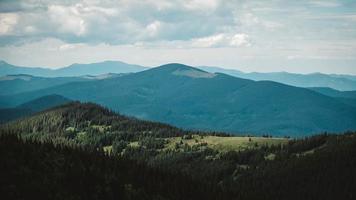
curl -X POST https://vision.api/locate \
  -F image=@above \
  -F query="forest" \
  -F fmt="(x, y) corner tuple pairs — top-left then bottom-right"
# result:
(1, 102), (356, 200)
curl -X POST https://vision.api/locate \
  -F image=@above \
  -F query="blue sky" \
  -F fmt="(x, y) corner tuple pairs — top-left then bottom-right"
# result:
(0, 0), (355, 74)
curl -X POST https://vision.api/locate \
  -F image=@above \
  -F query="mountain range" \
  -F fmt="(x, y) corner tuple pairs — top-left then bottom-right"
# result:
(0, 60), (147, 77)
(0, 73), (127, 96)
(2, 60), (356, 91)
(308, 87), (356, 108)
(199, 66), (356, 91)
(1, 63), (356, 136)
(0, 95), (71, 123)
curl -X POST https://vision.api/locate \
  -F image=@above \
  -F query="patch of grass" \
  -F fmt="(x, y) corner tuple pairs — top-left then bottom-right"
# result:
(91, 125), (110, 133)
(265, 153), (276, 160)
(128, 141), (139, 148)
(165, 135), (288, 152)
(103, 145), (112, 154)
(65, 126), (76, 132)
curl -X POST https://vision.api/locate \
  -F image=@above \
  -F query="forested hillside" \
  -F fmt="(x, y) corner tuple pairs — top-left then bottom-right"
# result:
(0, 134), (218, 200)
(1, 102), (186, 145)
(1, 102), (356, 200)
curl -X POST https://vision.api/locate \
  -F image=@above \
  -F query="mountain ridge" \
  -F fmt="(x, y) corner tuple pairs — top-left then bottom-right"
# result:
(0, 60), (147, 77)
(199, 66), (356, 91)
(0, 94), (71, 123)
(2, 63), (356, 136)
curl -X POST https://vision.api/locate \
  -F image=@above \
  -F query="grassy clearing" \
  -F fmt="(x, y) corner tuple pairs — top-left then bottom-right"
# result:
(91, 125), (111, 133)
(103, 145), (112, 154)
(104, 135), (288, 154)
(165, 135), (288, 152)
(128, 141), (139, 147)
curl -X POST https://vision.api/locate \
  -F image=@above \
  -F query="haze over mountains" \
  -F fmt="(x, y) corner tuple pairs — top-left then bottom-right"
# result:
(2, 60), (356, 91)
(0, 73), (128, 96)
(1, 63), (356, 136)
(0, 95), (71, 123)
(0, 75), (90, 95)
(199, 66), (356, 91)
(0, 60), (146, 77)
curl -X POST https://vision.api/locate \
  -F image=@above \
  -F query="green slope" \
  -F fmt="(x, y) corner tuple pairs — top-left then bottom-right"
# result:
(0, 95), (71, 124)
(1, 117), (356, 199)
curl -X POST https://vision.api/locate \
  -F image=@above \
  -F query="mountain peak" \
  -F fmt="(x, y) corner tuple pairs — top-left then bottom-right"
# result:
(152, 63), (195, 72)
(152, 63), (216, 78)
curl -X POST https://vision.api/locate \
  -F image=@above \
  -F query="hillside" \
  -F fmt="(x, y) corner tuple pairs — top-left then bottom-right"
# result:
(308, 87), (356, 107)
(0, 60), (147, 77)
(0, 133), (218, 200)
(0, 73), (129, 97)
(2, 64), (356, 136)
(308, 87), (356, 99)
(0, 108), (33, 124)
(0, 74), (89, 96)
(1, 102), (184, 140)
(1, 110), (356, 200)
(17, 94), (71, 111)
(0, 95), (71, 124)
(1, 101), (355, 200)
(200, 66), (356, 91)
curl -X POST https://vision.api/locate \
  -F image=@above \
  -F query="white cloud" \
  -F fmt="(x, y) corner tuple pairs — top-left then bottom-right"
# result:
(237, 12), (283, 31)
(306, 14), (356, 21)
(48, 5), (87, 36)
(146, 21), (161, 37)
(59, 43), (84, 51)
(309, 1), (341, 7)
(0, 0), (356, 74)
(183, 0), (219, 11)
(0, 13), (19, 35)
(192, 33), (250, 47)
(24, 26), (37, 33)
(230, 34), (250, 47)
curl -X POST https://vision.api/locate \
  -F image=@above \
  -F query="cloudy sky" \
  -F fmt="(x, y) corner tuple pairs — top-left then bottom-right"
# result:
(0, 0), (355, 74)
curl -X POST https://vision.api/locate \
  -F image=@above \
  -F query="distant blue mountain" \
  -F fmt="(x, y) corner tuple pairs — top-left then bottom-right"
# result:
(0, 74), (89, 95)
(2, 63), (356, 136)
(3, 60), (356, 91)
(0, 94), (71, 123)
(308, 87), (356, 99)
(17, 94), (71, 112)
(0, 73), (126, 96)
(199, 66), (356, 91)
(0, 61), (55, 77)
(0, 60), (147, 77)
(308, 87), (356, 108)
(54, 61), (147, 77)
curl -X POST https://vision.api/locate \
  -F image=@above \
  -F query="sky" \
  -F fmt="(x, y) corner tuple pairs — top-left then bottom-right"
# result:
(0, 0), (355, 74)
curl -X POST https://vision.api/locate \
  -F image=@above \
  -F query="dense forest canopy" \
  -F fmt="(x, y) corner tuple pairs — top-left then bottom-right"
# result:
(1, 102), (356, 199)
